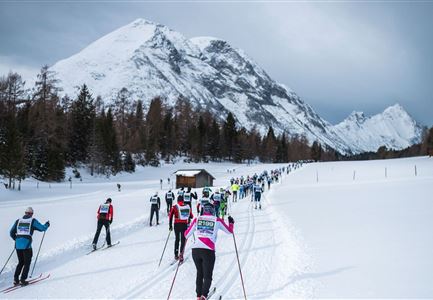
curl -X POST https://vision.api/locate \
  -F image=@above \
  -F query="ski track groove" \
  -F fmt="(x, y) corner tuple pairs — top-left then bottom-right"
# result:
(215, 196), (256, 299)
(120, 254), (184, 299)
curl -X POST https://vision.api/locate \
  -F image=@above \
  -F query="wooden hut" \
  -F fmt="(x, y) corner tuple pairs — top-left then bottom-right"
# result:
(174, 169), (215, 189)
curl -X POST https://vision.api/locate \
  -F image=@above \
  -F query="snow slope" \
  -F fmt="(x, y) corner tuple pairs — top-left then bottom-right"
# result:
(268, 156), (433, 297)
(48, 18), (422, 154)
(1, 157), (432, 298)
(0, 161), (313, 298)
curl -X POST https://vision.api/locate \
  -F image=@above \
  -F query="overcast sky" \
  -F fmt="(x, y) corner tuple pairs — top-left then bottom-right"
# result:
(0, 0), (432, 126)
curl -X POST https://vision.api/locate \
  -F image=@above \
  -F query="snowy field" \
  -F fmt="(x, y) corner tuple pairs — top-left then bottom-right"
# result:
(0, 157), (432, 298)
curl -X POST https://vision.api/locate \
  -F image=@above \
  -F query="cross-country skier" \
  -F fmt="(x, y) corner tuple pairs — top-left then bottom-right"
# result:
(169, 197), (193, 262)
(9, 207), (50, 286)
(183, 187), (197, 209)
(185, 204), (235, 300)
(253, 180), (264, 209)
(92, 198), (114, 249)
(149, 192), (161, 226)
(231, 182), (239, 202)
(196, 189), (212, 215)
(165, 189), (175, 215)
(210, 188), (222, 217)
(177, 187), (185, 199)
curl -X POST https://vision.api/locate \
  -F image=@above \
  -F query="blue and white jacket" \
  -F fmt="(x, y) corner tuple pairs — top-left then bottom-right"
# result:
(10, 215), (49, 250)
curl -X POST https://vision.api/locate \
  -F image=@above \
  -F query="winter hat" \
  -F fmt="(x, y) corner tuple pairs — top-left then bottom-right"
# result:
(25, 207), (34, 214)
(106, 198), (112, 203)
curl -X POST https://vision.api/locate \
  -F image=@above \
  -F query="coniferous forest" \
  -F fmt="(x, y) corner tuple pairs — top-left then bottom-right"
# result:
(1, 67), (433, 188)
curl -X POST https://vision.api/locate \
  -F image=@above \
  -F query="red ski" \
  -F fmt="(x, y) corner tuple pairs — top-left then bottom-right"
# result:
(2, 273), (50, 294)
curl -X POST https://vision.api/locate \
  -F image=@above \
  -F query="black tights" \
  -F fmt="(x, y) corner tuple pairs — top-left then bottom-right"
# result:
(192, 248), (215, 297)
(92, 219), (111, 246)
(14, 248), (33, 282)
(174, 223), (187, 256)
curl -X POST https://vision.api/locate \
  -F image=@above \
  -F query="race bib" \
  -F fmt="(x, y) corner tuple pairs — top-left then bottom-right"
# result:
(151, 197), (158, 204)
(167, 193), (173, 199)
(213, 194), (221, 202)
(197, 219), (215, 237)
(200, 198), (210, 206)
(179, 208), (190, 220)
(100, 204), (110, 214)
(16, 218), (32, 236)
(184, 193), (191, 201)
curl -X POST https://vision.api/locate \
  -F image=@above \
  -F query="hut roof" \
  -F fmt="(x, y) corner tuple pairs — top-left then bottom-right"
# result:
(174, 169), (215, 179)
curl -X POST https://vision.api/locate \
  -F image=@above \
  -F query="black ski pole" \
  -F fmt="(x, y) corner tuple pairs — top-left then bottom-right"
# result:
(30, 230), (46, 278)
(167, 238), (188, 299)
(232, 230), (247, 300)
(0, 248), (15, 276)
(158, 230), (172, 267)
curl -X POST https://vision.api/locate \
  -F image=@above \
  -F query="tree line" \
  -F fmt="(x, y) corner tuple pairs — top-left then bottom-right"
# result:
(2, 67), (432, 188)
(0, 67), (337, 188)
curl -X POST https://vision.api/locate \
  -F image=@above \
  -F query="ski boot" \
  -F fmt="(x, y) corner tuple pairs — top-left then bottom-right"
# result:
(13, 279), (19, 286)
(20, 280), (29, 286)
(92, 243), (97, 251)
(179, 254), (184, 263)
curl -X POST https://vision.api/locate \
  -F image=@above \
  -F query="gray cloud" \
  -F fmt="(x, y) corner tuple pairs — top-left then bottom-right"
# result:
(0, 1), (432, 126)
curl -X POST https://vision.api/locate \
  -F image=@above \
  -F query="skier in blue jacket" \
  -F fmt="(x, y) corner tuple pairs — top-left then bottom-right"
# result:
(9, 207), (50, 286)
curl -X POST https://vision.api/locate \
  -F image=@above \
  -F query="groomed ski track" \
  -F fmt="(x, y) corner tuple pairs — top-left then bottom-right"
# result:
(3, 157), (431, 298)
(0, 163), (314, 299)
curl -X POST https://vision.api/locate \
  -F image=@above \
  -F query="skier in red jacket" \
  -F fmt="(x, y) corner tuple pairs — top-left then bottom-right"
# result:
(169, 197), (193, 262)
(92, 198), (113, 250)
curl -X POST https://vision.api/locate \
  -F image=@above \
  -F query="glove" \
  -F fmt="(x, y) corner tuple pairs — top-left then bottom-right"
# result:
(228, 216), (234, 224)
(109, 220), (113, 225)
(169, 225), (173, 231)
(45, 221), (50, 228)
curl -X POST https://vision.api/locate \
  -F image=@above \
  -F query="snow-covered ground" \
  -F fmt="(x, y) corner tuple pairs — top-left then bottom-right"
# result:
(0, 157), (432, 298)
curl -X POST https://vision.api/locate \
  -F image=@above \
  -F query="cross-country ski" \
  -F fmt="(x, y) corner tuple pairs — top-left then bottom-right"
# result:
(2, 274), (50, 294)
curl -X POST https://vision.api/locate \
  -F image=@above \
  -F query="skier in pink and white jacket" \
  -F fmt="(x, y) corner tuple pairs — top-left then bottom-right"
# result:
(185, 203), (234, 300)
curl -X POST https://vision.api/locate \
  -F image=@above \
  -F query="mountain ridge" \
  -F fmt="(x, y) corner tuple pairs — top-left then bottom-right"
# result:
(49, 18), (423, 154)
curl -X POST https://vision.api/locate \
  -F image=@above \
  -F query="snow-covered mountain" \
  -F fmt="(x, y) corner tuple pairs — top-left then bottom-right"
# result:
(332, 104), (423, 153)
(50, 18), (422, 154)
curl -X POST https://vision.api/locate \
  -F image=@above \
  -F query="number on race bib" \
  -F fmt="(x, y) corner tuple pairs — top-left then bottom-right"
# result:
(197, 219), (215, 237)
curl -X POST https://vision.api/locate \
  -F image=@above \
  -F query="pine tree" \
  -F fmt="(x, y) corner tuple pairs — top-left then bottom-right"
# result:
(160, 108), (175, 162)
(68, 84), (95, 164)
(102, 108), (121, 174)
(145, 97), (163, 166)
(114, 88), (132, 150)
(276, 133), (288, 162)
(421, 127), (433, 156)
(28, 66), (65, 181)
(208, 119), (221, 161)
(262, 126), (277, 162)
(122, 152), (135, 172)
(174, 96), (194, 156)
(311, 140), (322, 162)
(0, 113), (25, 189)
(223, 112), (237, 160)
